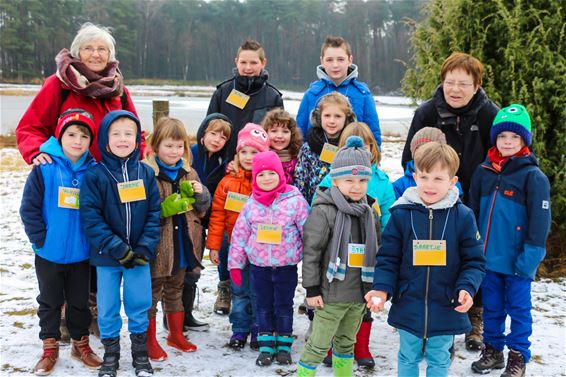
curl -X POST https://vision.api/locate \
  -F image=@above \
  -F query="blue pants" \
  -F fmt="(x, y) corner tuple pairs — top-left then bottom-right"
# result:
(229, 264), (257, 334)
(218, 233), (230, 281)
(96, 265), (152, 339)
(251, 264), (297, 335)
(398, 329), (453, 377)
(482, 270), (532, 362)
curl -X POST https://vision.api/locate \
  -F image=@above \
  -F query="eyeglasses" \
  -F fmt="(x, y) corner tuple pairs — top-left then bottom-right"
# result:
(443, 80), (474, 89)
(80, 47), (109, 56)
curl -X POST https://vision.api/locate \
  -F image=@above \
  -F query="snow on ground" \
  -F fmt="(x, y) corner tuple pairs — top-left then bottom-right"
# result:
(0, 143), (564, 377)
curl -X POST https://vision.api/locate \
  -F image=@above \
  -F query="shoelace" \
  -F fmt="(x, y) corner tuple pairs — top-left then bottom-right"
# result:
(76, 342), (94, 355)
(41, 347), (57, 359)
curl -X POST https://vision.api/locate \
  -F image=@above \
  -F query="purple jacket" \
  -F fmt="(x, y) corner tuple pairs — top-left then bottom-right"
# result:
(228, 186), (309, 269)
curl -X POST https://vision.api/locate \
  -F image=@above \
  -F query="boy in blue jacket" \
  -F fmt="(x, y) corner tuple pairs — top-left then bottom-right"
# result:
(21, 109), (102, 376)
(296, 35), (381, 146)
(469, 104), (551, 377)
(366, 142), (485, 377)
(80, 110), (161, 377)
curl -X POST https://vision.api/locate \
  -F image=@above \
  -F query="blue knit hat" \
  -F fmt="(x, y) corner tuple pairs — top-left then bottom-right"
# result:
(330, 136), (372, 180)
(490, 104), (532, 146)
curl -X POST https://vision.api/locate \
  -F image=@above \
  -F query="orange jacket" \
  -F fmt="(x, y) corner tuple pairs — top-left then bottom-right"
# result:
(205, 169), (252, 251)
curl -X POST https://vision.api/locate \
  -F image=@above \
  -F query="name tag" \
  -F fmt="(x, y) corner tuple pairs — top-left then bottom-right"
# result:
(413, 240), (447, 266)
(319, 143), (339, 164)
(226, 89), (250, 109)
(117, 179), (146, 203)
(58, 187), (80, 209)
(256, 224), (282, 245)
(224, 191), (249, 213)
(348, 243), (365, 268)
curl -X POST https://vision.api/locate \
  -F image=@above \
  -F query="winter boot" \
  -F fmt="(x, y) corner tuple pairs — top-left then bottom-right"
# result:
(466, 307), (485, 351)
(255, 333), (276, 366)
(98, 337), (120, 377)
(33, 338), (59, 376)
(183, 283), (209, 331)
(250, 325), (259, 350)
(354, 321), (375, 368)
(332, 353), (354, 377)
(228, 332), (248, 349)
(274, 335), (293, 365)
(471, 343), (505, 374)
(214, 280), (231, 315)
(297, 362), (317, 377)
(146, 317), (167, 361)
(71, 335), (103, 369)
(130, 333), (154, 377)
(88, 292), (100, 338)
(501, 350), (526, 377)
(323, 348), (333, 367)
(59, 305), (70, 344)
(165, 312), (197, 352)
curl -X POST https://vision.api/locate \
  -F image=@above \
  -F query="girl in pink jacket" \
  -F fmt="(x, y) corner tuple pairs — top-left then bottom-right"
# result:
(229, 151), (309, 367)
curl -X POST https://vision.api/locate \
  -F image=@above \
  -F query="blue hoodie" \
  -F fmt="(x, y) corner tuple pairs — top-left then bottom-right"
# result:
(393, 160), (464, 200)
(79, 110), (161, 266)
(20, 137), (96, 264)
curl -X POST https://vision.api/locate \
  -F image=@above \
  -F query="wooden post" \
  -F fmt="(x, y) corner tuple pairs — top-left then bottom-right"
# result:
(153, 100), (169, 127)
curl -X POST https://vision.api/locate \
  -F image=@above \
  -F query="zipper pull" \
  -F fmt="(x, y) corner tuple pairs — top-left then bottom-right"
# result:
(429, 209), (433, 220)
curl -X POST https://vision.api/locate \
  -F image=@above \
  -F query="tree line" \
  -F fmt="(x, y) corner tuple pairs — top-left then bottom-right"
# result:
(0, 0), (425, 93)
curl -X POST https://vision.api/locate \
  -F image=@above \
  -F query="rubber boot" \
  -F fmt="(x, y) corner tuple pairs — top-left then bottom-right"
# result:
(146, 317), (167, 361)
(255, 333), (276, 366)
(130, 333), (153, 377)
(297, 362), (317, 377)
(332, 353), (354, 377)
(33, 338), (59, 376)
(166, 312), (197, 352)
(274, 335), (293, 365)
(466, 307), (485, 351)
(354, 321), (375, 368)
(183, 283), (209, 331)
(98, 337), (120, 377)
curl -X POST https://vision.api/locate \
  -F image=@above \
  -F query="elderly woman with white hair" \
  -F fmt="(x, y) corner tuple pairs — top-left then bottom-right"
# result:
(17, 22), (143, 165)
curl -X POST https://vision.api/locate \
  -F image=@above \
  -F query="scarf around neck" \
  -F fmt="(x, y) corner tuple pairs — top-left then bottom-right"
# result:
(307, 127), (340, 156)
(326, 186), (378, 283)
(274, 148), (292, 162)
(487, 145), (530, 172)
(55, 48), (124, 99)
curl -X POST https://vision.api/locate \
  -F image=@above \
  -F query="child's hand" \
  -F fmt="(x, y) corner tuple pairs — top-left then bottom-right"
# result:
(306, 296), (324, 309)
(365, 290), (387, 312)
(209, 250), (219, 265)
(230, 269), (242, 287)
(454, 290), (474, 313)
(180, 181), (195, 198)
(190, 180), (203, 194)
(118, 249), (136, 269)
(227, 160), (238, 176)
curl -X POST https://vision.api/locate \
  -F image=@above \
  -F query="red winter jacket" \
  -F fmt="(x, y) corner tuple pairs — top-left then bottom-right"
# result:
(16, 74), (145, 163)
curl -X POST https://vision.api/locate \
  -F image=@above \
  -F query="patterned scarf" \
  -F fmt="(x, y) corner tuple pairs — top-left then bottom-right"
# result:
(326, 186), (378, 283)
(55, 48), (124, 99)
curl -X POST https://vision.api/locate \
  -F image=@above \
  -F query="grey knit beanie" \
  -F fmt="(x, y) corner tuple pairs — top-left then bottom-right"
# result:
(330, 136), (372, 180)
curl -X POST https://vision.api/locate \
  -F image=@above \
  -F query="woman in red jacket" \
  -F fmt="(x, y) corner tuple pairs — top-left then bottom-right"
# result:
(16, 22), (143, 165)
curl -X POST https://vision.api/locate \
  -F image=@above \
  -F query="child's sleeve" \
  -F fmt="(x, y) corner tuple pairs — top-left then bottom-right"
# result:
(206, 88), (221, 115)
(227, 204), (252, 270)
(206, 180), (228, 251)
(294, 146), (313, 203)
(133, 171), (161, 259)
(294, 195), (310, 241)
(379, 181), (396, 231)
(456, 208), (486, 297)
(363, 93), (382, 147)
(301, 205), (330, 297)
(19, 166), (46, 248)
(372, 212), (404, 296)
(191, 175), (211, 215)
(80, 172), (130, 260)
(296, 94), (311, 138)
(515, 170), (551, 279)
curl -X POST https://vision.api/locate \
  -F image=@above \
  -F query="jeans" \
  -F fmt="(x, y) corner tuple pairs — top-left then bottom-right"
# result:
(217, 233), (230, 281)
(229, 263), (256, 334)
(397, 329), (453, 377)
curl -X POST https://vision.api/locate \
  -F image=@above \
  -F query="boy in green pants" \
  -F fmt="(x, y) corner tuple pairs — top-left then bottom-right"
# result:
(298, 136), (380, 377)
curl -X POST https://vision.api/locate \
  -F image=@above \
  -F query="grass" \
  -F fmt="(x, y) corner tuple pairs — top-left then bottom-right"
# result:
(20, 263), (33, 270)
(5, 308), (37, 316)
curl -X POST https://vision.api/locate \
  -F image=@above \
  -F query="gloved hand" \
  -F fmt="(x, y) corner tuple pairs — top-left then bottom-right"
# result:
(230, 269), (242, 287)
(133, 253), (149, 267)
(118, 249), (136, 269)
(180, 181), (195, 199)
(161, 193), (190, 218)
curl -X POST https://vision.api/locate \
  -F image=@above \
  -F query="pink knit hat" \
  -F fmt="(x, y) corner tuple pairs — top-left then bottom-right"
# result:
(236, 123), (270, 153)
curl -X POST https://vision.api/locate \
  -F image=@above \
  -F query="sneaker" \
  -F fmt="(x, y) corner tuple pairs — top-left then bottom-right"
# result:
(471, 344), (505, 374)
(256, 352), (274, 366)
(229, 333), (248, 349)
(501, 350), (526, 377)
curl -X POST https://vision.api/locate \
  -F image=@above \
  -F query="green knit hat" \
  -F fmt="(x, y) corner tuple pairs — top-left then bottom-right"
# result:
(490, 104), (532, 146)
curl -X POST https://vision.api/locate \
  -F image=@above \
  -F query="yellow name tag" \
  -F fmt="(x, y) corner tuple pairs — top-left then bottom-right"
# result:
(224, 191), (249, 213)
(117, 179), (147, 203)
(372, 201), (381, 217)
(319, 143), (339, 164)
(256, 224), (283, 245)
(226, 89), (250, 109)
(348, 243), (365, 268)
(58, 187), (80, 209)
(413, 240), (447, 266)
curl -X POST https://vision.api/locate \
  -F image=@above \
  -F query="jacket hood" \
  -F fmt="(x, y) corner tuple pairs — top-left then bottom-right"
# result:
(231, 68), (270, 95)
(39, 136), (93, 171)
(316, 64), (359, 86)
(98, 110), (142, 167)
(196, 113), (234, 160)
(403, 160), (415, 178)
(483, 150), (540, 174)
(393, 186), (460, 210)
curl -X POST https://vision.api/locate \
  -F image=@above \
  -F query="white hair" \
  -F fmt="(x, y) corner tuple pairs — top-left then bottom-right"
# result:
(69, 22), (116, 62)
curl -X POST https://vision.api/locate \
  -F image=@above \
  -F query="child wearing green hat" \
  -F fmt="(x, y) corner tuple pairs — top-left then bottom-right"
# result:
(468, 104), (551, 377)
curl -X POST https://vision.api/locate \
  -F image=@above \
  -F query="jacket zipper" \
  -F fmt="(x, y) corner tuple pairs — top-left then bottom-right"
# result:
(268, 205), (273, 265)
(122, 159), (131, 245)
(423, 208), (433, 348)
(482, 167), (501, 253)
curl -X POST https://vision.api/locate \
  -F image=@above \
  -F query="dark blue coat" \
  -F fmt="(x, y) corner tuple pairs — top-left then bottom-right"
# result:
(372, 190), (485, 338)
(468, 152), (551, 280)
(79, 110), (161, 266)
